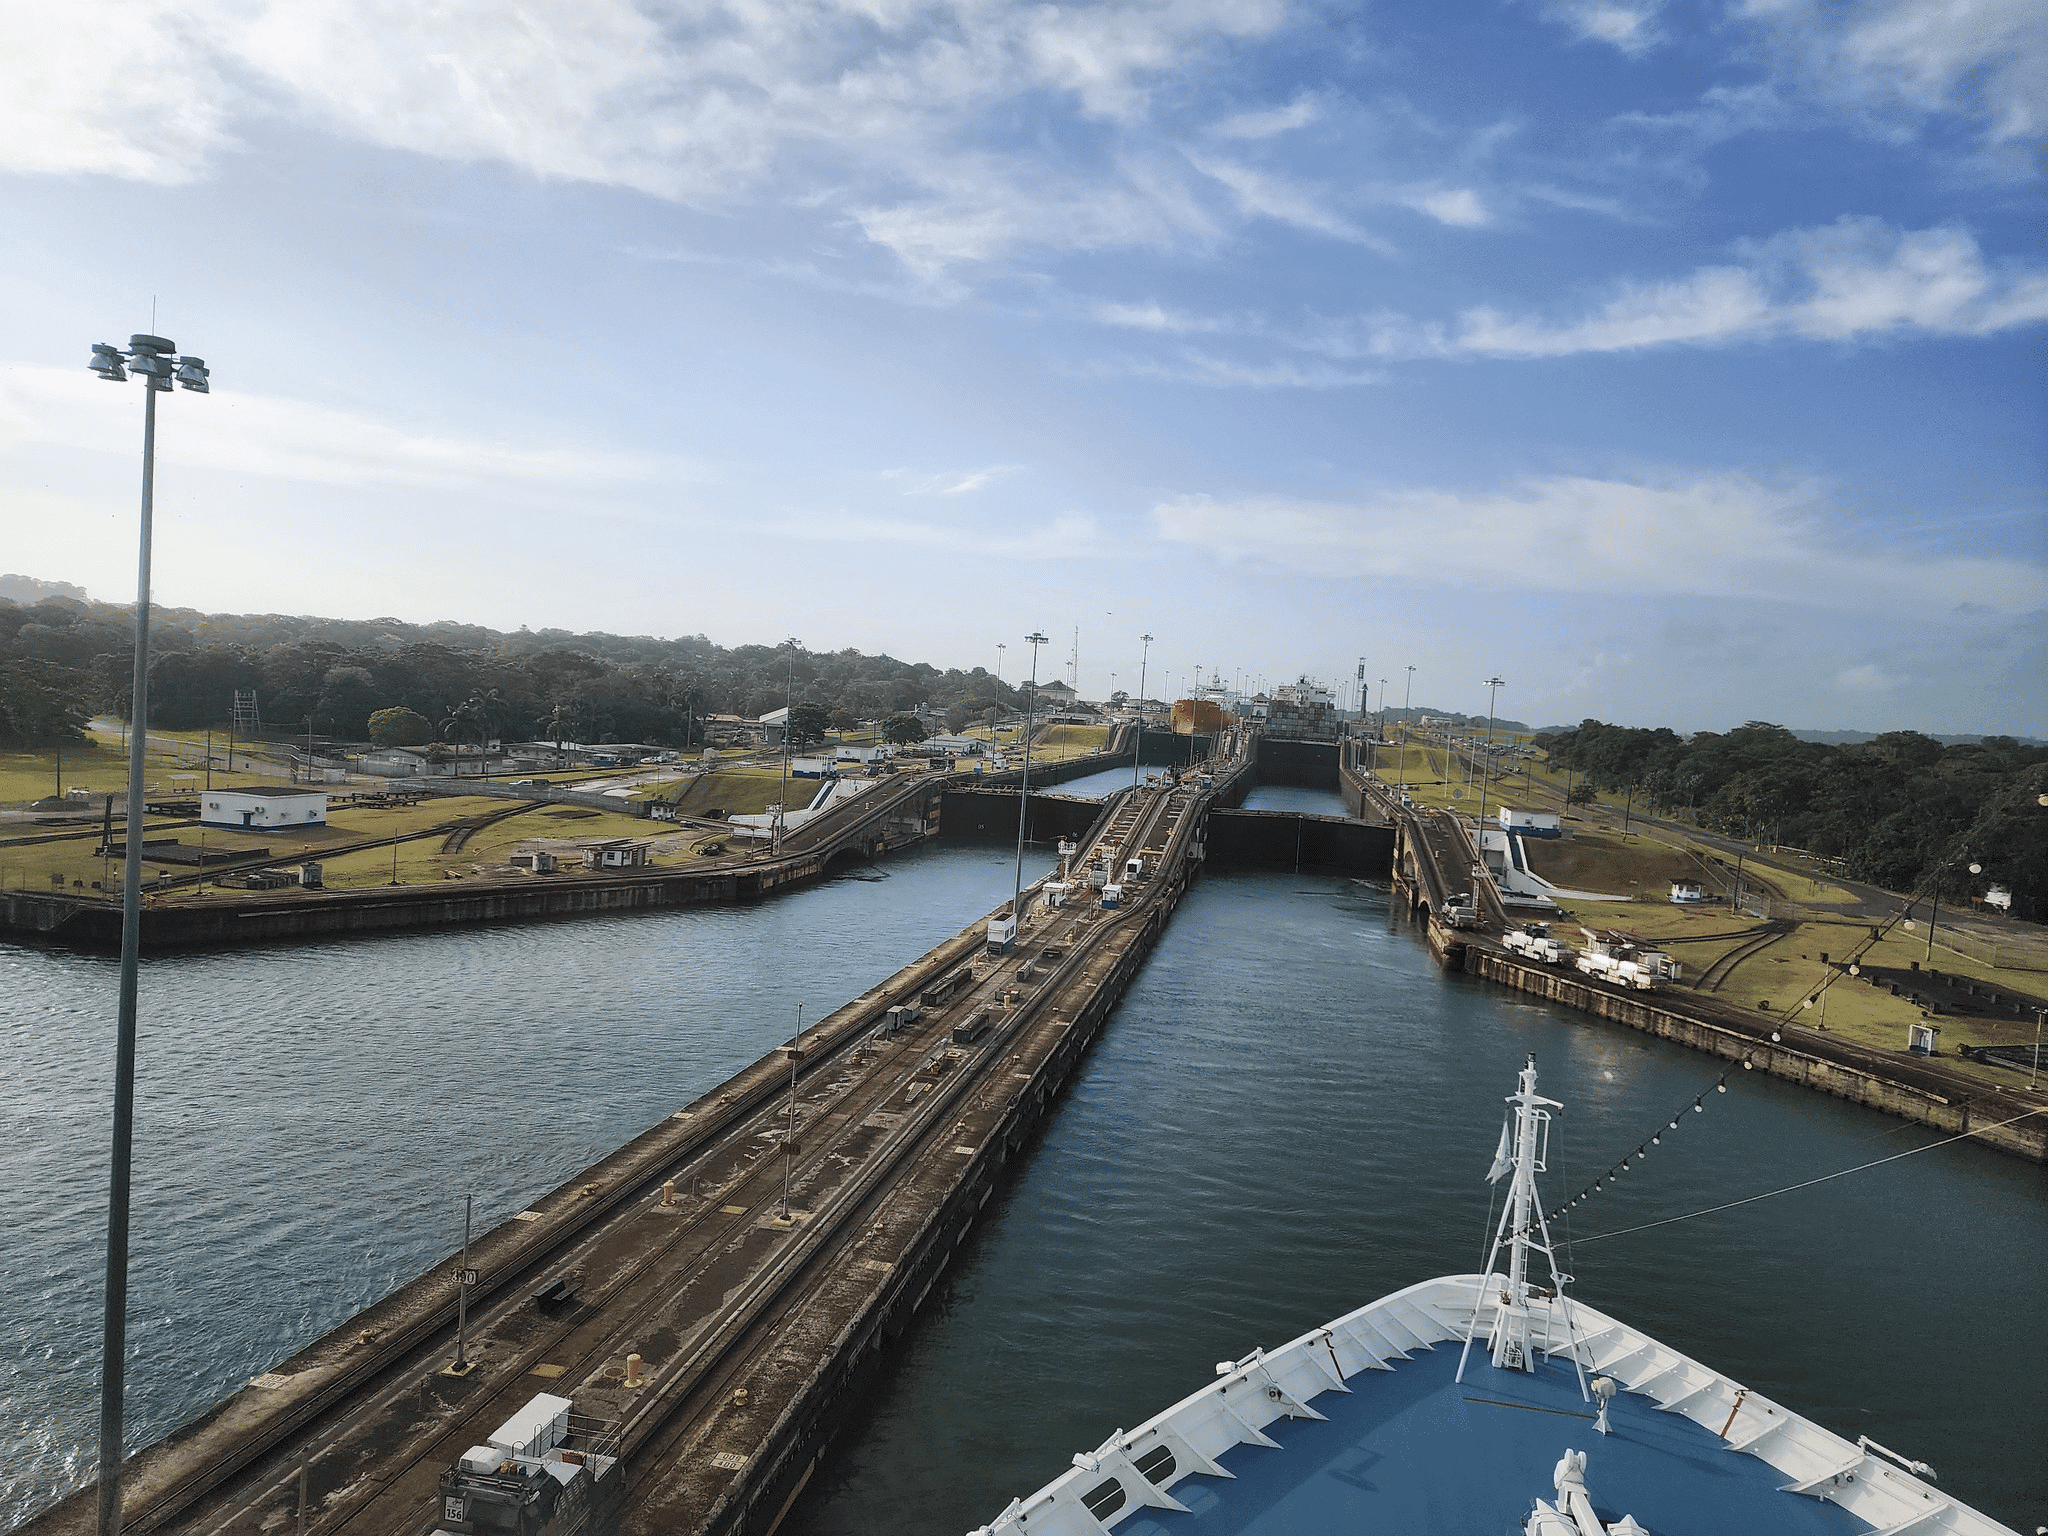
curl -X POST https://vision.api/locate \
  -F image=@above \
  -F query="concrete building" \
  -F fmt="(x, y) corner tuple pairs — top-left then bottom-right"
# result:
(201, 788), (328, 831)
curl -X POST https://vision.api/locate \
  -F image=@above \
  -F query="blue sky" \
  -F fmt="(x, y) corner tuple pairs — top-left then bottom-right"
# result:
(0, 0), (2041, 732)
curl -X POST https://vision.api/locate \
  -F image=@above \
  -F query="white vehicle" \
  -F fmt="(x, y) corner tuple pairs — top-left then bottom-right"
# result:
(1041, 881), (1070, 910)
(1574, 928), (1681, 990)
(1502, 923), (1574, 966)
(1099, 883), (1123, 910)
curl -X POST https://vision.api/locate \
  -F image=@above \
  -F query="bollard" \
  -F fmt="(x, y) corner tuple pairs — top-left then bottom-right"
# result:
(661, 1179), (675, 1207)
(625, 1353), (642, 1389)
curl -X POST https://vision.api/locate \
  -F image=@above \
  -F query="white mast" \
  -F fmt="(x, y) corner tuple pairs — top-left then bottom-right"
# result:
(1458, 1056), (1584, 1392)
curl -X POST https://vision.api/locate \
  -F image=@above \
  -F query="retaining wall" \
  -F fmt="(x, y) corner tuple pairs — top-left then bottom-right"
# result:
(1466, 949), (2048, 1163)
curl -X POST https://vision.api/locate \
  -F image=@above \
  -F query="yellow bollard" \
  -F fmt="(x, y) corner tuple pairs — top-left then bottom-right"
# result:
(625, 1353), (642, 1389)
(661, 1180), (675, 1207)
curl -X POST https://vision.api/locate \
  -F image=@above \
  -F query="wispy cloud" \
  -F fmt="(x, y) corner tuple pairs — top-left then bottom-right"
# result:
(882, 465), (1021, 496)
(1084, 352), (1385, 389)
(1152, 472), (2048, 611)
(1443, 217), (2048, 355)
(1736, 0), (2047, 148)
(1186, 155), (1396, 252)
(1211, 94), (1323, 140)
(1547, 0), (1664, 54)
(0, 0), (1287, 277)
(1092, 217), (2048, 375)
(1397, 185), (1491, 227)
(0, 362), (676, 493)
(1835, 663), (1900, 692)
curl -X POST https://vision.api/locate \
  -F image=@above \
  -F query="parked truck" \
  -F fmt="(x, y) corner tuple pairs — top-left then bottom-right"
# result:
(1501, 921), (1574, 965)
(1574, 928), (1682, 990)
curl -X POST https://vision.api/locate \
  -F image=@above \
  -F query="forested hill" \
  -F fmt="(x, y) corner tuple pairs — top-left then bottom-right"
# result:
(1538, 719), (2048, 920)
(0, 594), (1020, 748)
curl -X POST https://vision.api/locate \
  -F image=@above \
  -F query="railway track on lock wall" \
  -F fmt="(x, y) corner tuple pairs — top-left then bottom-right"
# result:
(139, 770), (1217, 1536)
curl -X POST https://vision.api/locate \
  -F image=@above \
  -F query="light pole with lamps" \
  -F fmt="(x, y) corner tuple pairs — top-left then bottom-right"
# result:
(86, 331), (209, 1536)
(1132, 633), (1152, 788)
(1477, 676), (1505, 854)
(1007, 632), (1048, 952)
(1399, 665), (1415, 789)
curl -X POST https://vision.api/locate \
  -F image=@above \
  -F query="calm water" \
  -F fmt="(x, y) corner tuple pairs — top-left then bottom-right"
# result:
(785, 869), (2048, 1534)
(0, 841), (1052, 1528)
(4, 850), (2042, 1533)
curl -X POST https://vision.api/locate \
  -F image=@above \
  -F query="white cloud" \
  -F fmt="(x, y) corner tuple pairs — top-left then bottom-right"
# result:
(1399, 186), (1491, 227)
(1151, 473), (2048, 610)
(0, 1), (233, 181)
(1737, 0), (2047, 146)
(1091, 300), (1228, 333)
(0, 362), (675, 493)
(1187, 156), (1396, 251)
(1212, 94), (1323, 140)
(1083, 217), (2047, 377)
(1090, 352), (1385, 389)
(883, 465), (1020, 496)
(1549, 1), (1663, 53)
(1835, 664), (1899, 691)
(1424, 217), (2048, 357)
(0, 0), (1286, 274)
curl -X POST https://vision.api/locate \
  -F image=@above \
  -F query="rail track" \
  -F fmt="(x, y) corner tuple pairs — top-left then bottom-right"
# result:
(93, 763), (1221, 1536)
(1691, 918), (1796, 992)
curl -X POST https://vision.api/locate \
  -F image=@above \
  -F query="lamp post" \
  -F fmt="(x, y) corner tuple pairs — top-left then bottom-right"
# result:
(1477, 676), (1504, 855)
(773, 639), (798, 856)
(1399, 665), (1415, 790)
(87, 331), (209, 1536)
(1009, 632), (1047, 952)
(1133, 633), (1152, 788)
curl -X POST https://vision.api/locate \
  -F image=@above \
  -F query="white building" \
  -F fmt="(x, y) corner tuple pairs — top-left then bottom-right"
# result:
(201, 787), (328, 831)
(358, 747), (429, 777)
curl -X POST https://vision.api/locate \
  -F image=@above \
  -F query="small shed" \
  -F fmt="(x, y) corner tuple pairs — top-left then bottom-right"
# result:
(1670, 880), (1706, 903)
(201, 788), (328, 831)
(586, 841), (651, 869)
(1498, 807), (1562, 838)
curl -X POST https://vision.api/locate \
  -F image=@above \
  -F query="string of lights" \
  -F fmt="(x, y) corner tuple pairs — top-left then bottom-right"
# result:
(1547, 1071), (1733, 1222)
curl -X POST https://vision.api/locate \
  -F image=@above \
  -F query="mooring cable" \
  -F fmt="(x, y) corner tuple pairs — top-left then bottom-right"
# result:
(1569, 1106), (2047, 1245)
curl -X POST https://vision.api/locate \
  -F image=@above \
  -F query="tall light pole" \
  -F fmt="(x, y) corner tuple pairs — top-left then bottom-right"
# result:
(1133, 632), (1153, 788)
(1400, 665), (1415, 790)
(1008, 632), (1047, 952)
(1478, 676), (1505, 854)
(87, 331), (209, 1536)
(772, 638), (798, 856)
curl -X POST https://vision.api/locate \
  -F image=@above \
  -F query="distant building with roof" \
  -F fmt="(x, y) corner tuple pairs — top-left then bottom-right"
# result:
(201, 787), (328, 831)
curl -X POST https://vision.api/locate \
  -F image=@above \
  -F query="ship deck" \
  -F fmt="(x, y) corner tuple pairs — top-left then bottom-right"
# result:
(1113, 1344), (1871, 1536)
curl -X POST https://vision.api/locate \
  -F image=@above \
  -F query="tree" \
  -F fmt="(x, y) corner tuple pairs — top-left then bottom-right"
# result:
(828, 708), (857, 733)
(788, 702), (830, 748)
(369, 706), (434, 746)
(0, 659), (90, 744)
(882, 712), (928, 745)
(944, 699), (977, 733)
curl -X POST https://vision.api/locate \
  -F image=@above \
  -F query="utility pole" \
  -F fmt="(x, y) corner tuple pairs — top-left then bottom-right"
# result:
(779, 1005), (804, 1223)
(773, 640), (798, 856)
(1478, 677), (1505, 859)
(1133, 633), (1152, 788)
(451, 1194), (474, 1374)
(1010, 632), (1048, 952)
